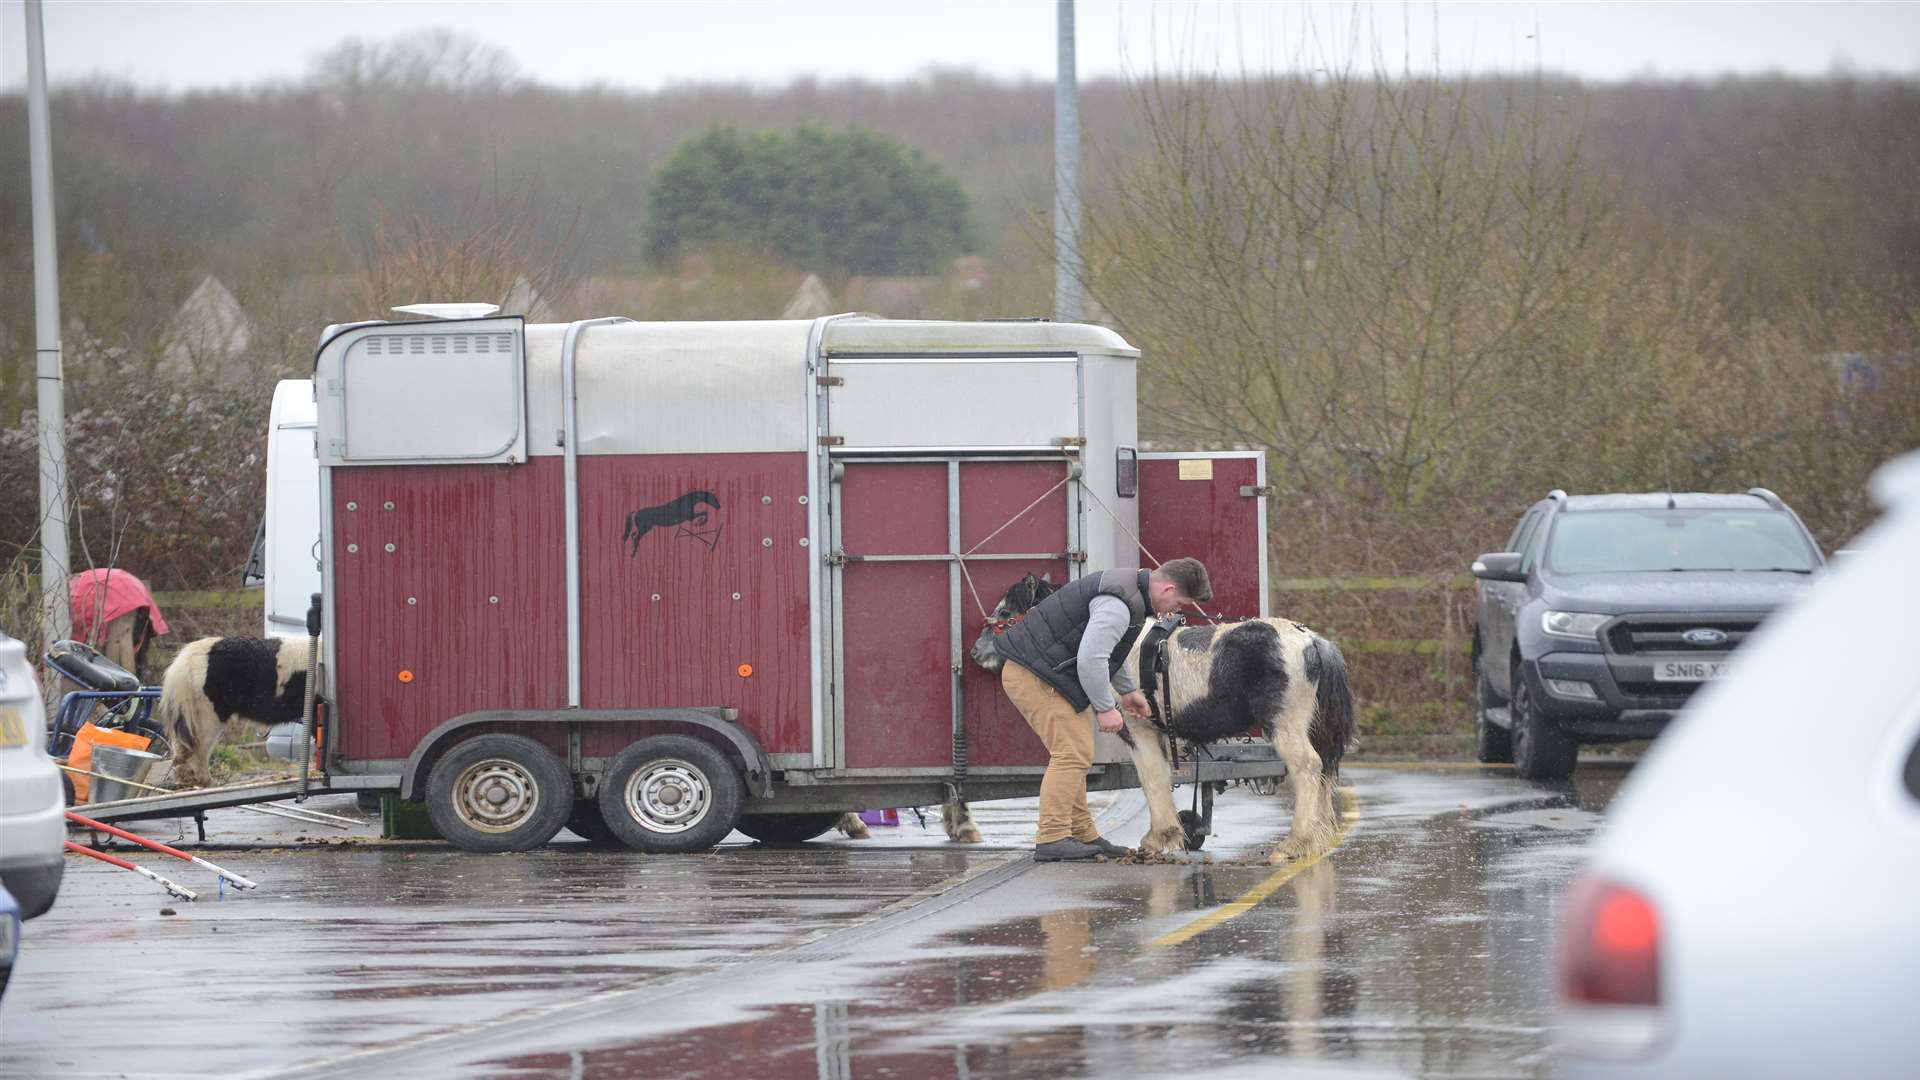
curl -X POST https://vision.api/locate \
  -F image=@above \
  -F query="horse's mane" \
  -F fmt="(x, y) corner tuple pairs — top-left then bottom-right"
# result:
(1006, 573), (1059, 614)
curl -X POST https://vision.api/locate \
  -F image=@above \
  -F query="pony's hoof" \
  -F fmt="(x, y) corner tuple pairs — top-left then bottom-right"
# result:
(949, 825), (984, 844)
(1141, 825), (1186, 854)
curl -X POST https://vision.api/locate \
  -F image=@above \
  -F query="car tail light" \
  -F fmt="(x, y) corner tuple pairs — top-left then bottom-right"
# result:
(1561, 874), (1661, 1005)
(1556, 873), (1666, 1059)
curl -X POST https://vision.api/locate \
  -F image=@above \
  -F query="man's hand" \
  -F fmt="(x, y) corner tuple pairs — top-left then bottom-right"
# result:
(1095, 708), (1125, 734)
(1119, 691), (1151, 720)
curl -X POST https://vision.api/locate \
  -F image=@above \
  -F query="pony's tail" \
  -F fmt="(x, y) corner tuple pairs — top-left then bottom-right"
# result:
(1308, 636), (1354, 781)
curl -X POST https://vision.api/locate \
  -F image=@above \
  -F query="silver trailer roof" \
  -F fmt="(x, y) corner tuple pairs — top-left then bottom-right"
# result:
(821, 317), (1136, 356)
(317, 315), (1137, 463)
(525, 317), (1136, 457)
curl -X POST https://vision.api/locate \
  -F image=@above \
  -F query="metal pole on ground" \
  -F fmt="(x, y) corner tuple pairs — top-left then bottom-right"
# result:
(26, 0), (72, 653)
(65, 811), (260, 890)
(1053, 0), (1083, 323)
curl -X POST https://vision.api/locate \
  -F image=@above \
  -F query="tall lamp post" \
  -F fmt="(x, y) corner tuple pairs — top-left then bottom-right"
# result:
(1054, 0), (1083, 323)
(26, 0), (71, 651)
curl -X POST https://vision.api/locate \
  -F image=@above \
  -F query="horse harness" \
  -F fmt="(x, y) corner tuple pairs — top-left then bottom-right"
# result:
(1138, 613), (1186, 733)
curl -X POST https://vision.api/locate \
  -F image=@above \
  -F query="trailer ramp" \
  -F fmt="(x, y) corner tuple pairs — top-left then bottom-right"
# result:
(79, 775), (325, 825)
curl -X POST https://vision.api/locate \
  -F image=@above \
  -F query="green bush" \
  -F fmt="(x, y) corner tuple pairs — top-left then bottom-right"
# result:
(645, 125), (973, 276)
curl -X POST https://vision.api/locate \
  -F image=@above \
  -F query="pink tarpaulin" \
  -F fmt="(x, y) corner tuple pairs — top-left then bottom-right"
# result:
(68, 568), (169, 644)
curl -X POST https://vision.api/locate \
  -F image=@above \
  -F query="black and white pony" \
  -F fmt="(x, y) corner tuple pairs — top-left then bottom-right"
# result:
(157, 636), (310, 789)
(969, 573), (1354, 863)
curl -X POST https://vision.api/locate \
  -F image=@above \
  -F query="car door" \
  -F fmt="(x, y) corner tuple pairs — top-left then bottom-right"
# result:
(1482, 508), (1543, 695)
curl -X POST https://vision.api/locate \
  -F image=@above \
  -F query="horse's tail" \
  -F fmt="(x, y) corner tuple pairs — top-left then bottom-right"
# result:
(155, 638), (212, 757)
(1307, 636), (1354, 781)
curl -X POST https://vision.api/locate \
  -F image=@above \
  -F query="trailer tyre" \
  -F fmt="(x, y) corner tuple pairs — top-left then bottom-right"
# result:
(425, 734), (574, 853)
(734, 812), (844, 845)
(599, 735), (744, 854)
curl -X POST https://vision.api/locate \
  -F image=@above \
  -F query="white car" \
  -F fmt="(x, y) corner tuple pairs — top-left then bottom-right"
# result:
(0, 631), (64, 919)
(1555, 451), (1920, 1078)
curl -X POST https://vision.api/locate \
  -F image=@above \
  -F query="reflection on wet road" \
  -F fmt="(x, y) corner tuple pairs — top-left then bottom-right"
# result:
(0, 767), (1626, 1079)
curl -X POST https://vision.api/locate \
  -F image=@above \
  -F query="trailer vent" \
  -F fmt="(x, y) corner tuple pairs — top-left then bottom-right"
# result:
(361, 333), (515, 358)
(328, 319), (528, 465)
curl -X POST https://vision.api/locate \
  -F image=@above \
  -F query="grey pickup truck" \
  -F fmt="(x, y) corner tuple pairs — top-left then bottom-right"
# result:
(1469, 489), (1824, 778)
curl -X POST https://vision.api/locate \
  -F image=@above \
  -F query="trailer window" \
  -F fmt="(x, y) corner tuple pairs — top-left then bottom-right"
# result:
(1117, 447), (1138, 498)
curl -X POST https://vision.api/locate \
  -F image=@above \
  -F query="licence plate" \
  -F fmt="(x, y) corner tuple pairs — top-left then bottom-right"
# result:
(1654, 660), (1733, 682)
(0, 706), (26, 748)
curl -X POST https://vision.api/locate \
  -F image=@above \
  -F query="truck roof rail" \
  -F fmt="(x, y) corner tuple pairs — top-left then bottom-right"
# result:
(1747, 486), (1786, 509)
(1547, 489), (1568, 501)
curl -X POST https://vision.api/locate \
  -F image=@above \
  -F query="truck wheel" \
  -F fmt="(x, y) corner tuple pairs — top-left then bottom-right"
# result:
(425, 734), (574, 853)
(1474, 661), (1513, 764)
(599, 735), (744, 853)
(565, 803), (619, 843)
(1510, 663), (1577, 780)
(735, 812), (843, 844)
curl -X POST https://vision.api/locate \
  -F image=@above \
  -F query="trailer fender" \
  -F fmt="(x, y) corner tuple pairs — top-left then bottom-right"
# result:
(399, 708), (773, 802)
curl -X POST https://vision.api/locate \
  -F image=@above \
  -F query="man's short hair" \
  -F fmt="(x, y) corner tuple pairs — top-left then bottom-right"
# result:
(1153, 557), (1213, 603)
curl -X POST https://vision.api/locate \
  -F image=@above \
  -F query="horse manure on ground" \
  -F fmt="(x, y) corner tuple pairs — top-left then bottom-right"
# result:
(1117, 848), (1192, 865)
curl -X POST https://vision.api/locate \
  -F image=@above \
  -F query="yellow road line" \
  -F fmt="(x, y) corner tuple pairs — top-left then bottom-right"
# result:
(1149, 789), (1359, 949)
(1343, 761), (1515, 770)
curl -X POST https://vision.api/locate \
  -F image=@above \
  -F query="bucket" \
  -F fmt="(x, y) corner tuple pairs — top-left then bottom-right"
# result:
(89, 744), (165, 803)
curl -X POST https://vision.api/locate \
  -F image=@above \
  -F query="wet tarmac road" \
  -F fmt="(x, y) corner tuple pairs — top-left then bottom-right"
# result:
(0, 765), (1627, 1079)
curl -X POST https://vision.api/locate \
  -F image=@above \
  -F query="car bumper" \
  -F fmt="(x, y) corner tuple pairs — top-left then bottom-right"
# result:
(0, 796), (69, 920)
(0, 856), (64, 921)
(1523, 655), (1686, 740)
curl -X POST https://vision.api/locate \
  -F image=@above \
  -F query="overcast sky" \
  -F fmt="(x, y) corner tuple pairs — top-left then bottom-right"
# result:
(2, 1), (1917, 92)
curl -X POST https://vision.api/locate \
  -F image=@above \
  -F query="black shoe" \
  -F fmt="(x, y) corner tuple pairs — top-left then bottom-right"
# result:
(1085, 836), (1128, 858)
(1034, 838), (1105, 862)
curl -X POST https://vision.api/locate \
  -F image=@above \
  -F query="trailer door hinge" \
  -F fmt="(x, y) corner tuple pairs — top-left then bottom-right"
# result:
(825, 550), (850, 566)
(1240, 485), (1275, 498)
(1053, 436), (1087, 448)
(819, 435), (845, 447)
(1069, 550), (1088, 564)
(817, 375), (844, 387)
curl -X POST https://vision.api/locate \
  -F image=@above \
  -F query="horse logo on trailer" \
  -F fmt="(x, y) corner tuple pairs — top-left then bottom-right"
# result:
(623, 490), (722, 555)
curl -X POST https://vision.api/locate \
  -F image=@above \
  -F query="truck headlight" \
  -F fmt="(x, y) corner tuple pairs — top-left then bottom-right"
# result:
(1543, 611), (1609, 640)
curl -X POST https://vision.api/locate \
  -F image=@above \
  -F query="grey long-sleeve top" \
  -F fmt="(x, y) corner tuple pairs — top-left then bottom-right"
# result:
(1077, 595), (1141, 714)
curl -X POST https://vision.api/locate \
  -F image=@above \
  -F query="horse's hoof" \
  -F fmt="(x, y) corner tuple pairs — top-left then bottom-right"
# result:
(949, 826), (984, 844)
(1141, 826), (1185, 855)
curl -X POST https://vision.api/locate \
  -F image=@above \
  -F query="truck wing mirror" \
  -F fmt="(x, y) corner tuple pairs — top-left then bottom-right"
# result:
(1471, 552), (1527, 583)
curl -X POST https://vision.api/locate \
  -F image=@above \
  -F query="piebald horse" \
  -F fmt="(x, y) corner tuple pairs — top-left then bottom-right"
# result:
(969, 573), (1354, 863)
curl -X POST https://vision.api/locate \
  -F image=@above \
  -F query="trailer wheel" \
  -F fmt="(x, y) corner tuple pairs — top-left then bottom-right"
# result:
(734, 812), (843, 845)
(598, 735), (743, 854)
(425, 734), (574, 853)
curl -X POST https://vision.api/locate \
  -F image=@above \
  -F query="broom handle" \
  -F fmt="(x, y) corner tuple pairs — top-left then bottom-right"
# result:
(65, 811), (257, 889)
(64, 841), (197, 901)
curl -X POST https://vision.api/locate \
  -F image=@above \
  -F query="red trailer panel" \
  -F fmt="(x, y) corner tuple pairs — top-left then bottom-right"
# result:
(331, 452), (815, 764)
(957, 460), (1070, 768)
(839, 463), (951, 769)
(331, 461), (568, 762)
(1139, 453), (1269, 621)
(838, 459), (1070, 771)
(577, 452), (813, 754)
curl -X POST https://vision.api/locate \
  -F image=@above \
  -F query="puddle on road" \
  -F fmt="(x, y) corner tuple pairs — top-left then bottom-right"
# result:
(475, 770), (1618, 1080)
(0, 846), (990, 1079)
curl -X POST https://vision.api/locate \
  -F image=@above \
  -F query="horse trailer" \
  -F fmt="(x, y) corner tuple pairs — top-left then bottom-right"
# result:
(88, 314), (1284, 852)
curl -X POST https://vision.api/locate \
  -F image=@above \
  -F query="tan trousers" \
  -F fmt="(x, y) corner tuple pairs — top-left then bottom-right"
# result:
(1002, 661), (1100, 845)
